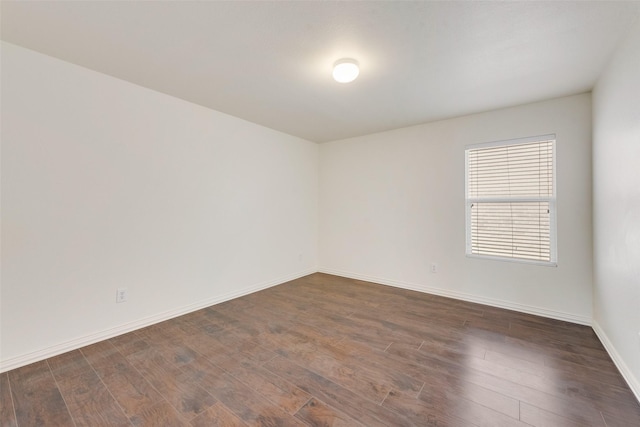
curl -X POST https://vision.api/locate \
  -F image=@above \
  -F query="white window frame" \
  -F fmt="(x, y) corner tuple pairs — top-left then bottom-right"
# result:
(465, 134), (557, 266)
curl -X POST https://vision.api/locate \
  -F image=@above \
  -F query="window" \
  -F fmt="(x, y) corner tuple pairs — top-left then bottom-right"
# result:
(465, 135), (557, 265)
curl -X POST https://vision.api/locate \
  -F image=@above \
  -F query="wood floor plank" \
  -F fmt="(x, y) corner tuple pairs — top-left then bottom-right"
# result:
(109, 332), (151, 357)
(55, 369), (130, 426)
(195, 327), (278, 368)
(126, 348), (217, 420)
(519, 401), (586, 427)
(381, 389), (472, 427)
(508, 321), (608, 353)
(182, 355), (306, 426)
(391, 332), (640, 421)
(505, 331), (612, 362)
(263, 356), (414, 427)
(421, 387), (531, 427)
(375, 343), (520, 421)
(265, 340), (393, 404)
(197, 306), (243, 330)
(541, 354), (630, 389)
(8, 361), (74, 426)
(4, 273), (639, 426)
(129, 400), (187, 427)
(451, 380), (520, 420)
(387, 340), (602, 425)
(462, 368), (608, 425)
(47, 349), (94, 379)
(224, 362), (312, 415)
(81, 340), (164, 418)
(294, 397), (365, 427)
(600, 410), (640, 427)
(487, 346), (633, 399)
(288, 309), (399, 352)
(189, 402), (248, 427)
(134, 328), (198, 369)
(0, 372), (18, 427)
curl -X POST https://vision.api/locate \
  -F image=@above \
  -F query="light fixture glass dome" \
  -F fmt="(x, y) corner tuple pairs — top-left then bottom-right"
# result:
(332, 59), (359, 83)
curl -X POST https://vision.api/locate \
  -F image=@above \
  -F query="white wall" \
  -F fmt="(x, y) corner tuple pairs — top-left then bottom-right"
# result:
(320, 94), (593, 324)
(592, 20), (640, 399)
(0, 42), (318, 371)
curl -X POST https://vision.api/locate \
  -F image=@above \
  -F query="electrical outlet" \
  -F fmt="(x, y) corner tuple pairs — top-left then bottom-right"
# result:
(116, 288), (128, 303)
(431, 263), (437, 273)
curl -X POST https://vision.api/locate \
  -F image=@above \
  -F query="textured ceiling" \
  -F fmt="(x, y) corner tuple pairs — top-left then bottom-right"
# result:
(2, 1), (639, 143)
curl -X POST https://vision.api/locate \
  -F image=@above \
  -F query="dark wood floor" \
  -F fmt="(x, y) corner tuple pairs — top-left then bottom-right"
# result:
(2, 273), (639, 426)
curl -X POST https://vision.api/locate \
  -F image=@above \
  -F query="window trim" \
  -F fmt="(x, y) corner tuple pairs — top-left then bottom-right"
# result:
(465, 134), (557, 266)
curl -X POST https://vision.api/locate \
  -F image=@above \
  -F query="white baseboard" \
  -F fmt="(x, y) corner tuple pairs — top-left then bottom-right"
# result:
(0, 269), (315, 373)
(592, 321), (640, 404)
(318, 268), (592, 326)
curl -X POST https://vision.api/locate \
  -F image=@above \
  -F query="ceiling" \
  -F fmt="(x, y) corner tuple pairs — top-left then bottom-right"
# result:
(2, 1), (639, 143)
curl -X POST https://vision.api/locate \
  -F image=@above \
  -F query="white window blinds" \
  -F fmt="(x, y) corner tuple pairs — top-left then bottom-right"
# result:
(465, 135), (557, 265)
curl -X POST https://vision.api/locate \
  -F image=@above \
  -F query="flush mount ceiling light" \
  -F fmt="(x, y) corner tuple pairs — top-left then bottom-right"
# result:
(332, 58), (359, 83)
